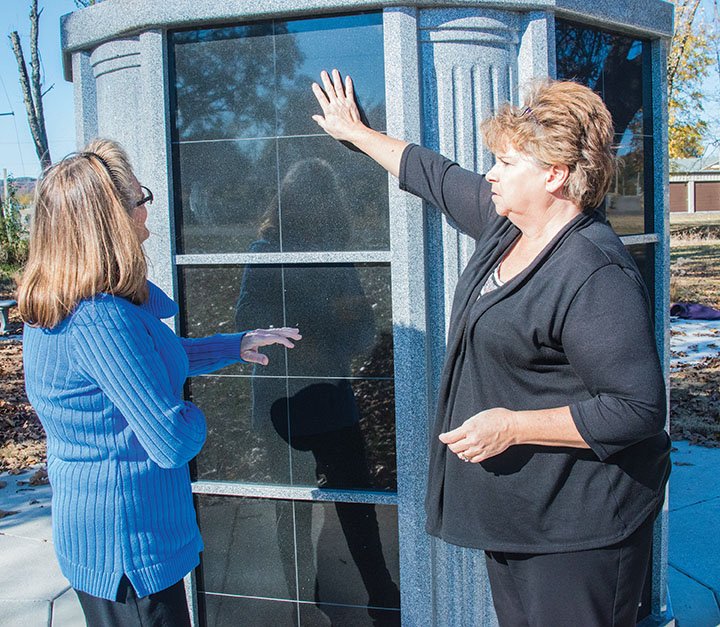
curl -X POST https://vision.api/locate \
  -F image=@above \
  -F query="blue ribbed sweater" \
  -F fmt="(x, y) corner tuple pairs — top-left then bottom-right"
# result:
(23, 282), (246, 600)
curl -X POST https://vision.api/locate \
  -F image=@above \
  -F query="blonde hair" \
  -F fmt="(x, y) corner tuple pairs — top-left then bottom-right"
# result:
(481, 80), (615, 209)
(18, 139), (148, 328)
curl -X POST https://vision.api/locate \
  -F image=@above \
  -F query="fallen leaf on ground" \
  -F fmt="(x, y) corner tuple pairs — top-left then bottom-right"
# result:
(29, 468), (48, 485)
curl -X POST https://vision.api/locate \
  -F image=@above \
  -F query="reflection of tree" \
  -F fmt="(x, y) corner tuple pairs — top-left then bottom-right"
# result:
(173, 24), (302, 230)
(173, 21), (389, 253)
(174, 24), (301, 139)
(556, 22), (643, 140)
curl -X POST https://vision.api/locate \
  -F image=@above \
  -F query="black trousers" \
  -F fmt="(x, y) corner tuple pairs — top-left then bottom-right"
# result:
(484, 514), (655, 627)
(75, 575), (191, 627)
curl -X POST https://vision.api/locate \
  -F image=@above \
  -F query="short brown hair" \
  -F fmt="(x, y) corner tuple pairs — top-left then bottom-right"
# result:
(481, 80), (615, 209)
(18, 139), (148, 328)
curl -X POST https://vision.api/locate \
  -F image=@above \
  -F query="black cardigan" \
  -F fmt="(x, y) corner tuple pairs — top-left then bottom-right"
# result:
(400, 144), (671, 552)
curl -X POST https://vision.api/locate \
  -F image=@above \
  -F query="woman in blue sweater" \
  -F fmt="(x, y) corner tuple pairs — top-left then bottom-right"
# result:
(19, 139), (300, 626)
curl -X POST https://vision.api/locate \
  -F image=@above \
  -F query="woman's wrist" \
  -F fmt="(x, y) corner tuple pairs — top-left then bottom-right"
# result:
(504, 408), (523, 447)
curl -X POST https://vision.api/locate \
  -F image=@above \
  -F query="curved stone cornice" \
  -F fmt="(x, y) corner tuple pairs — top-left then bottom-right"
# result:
(60, 0), (673, 80)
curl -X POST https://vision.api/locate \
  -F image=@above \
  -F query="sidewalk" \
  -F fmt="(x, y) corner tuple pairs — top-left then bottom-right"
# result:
(668, 441), (720, 626)
(0, 444), (719, 626)
(0, 467), (83, 626)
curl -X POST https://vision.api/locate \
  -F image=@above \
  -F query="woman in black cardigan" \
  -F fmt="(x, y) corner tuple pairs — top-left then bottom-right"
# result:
(311, 70), (670, 626)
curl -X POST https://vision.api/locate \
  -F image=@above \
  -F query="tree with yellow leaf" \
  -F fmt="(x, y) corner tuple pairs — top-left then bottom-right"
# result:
(667, 0), (719, 158)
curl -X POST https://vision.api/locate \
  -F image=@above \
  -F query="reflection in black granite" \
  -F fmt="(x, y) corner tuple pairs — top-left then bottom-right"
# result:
(196, 496), (400, 626)
(627, 243), (656, 308)
(556, 19), (652, 236)
(278, 139), (389, 251)
(171, 13), (388, 255)
(606, 133), (645, 235)
(175, 140), (277, 253)
(556, 20), (645, 138)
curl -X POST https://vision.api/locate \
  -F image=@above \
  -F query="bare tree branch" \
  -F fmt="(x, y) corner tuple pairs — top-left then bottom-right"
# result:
(30, 1), (49, 159)
(7, 0), (51, 169)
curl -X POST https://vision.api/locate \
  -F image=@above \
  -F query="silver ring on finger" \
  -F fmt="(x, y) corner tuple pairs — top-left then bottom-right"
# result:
(458, 453), (470, 462)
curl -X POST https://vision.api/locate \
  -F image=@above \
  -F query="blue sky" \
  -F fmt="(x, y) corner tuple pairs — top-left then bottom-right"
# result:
(1, 1), (719, 179)
(1, 1), (77, 179)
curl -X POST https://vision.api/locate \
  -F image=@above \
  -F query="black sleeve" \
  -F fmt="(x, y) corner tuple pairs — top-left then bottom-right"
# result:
(562, 264), (667, 461)
(398, 144), (497, 240)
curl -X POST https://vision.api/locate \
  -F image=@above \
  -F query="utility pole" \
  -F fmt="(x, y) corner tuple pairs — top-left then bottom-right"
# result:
(1, 112), (17, 197)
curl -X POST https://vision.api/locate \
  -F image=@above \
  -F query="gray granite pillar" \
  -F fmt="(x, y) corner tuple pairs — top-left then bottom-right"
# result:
(650, 35), (672, 624)
(384, 9), (433, 624)
(84, 33), (177, 310)
(71, 50), (97, 148)
(418, 9), (520, 625)
(90, 38), (142, 154)
(420, 8), (519, 336)
(136, 30), (177, 311)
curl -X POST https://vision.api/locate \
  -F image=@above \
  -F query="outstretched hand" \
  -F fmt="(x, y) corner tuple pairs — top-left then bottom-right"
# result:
(311, 69), (367, 142)
(240, 327), (302, 366)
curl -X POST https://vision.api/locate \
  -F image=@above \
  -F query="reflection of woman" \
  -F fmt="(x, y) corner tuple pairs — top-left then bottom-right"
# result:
(313, 70), (670, 625)
(19, 139), (299, 627)
(237, 158), (374, 435)
(235, 158), (400, 622)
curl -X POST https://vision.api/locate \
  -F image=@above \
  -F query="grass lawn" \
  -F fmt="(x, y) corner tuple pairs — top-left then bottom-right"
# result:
(670, 242), (720, 307)
(669, 213), (720, 307)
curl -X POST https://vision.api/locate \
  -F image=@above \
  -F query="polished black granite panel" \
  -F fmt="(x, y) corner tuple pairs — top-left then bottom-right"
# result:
(182, 264), (394, 379)
(196, 496), (400, 625)
(189, 375), (291, 484)
(174, 139), (277, 254)
(200, 593), (297, 627)
(275, 13), (385, 137)
(606, 133), (646, 235)
(626, 243), (656, 308)
(276, 136), (390, 252)
(189, 375), (396, 490)
(556, 20), (645, 138)
(196, 495), (296, 599)
(173, 24), (276, 142)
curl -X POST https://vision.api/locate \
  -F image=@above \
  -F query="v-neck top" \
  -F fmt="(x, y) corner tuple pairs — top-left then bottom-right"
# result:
(399, 144), (670, 553)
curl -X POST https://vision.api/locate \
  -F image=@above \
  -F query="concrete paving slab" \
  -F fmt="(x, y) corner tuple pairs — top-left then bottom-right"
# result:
(669, 495), (720, 594)
(668, 566), (720, 627)
(0, 466), (53, 540)
(670, 442), (720, 511)
(0, 535), (69, 601)
(0, 600), (51, 626)
(51, 588), (84, 627)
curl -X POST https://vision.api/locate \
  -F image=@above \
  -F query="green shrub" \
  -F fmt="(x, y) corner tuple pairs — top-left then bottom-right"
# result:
(0, 177), (29, 268)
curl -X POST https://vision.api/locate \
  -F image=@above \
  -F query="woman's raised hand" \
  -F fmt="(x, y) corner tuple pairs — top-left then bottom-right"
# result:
(240, 327), (302, 366)
(312, 69), (366, 142)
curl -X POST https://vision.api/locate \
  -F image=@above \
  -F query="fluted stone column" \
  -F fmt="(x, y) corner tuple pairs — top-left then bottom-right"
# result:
(420, 9), (519, 338)
(418, 9), (520, 625)
(90, 39), (142, 154)
(83, 33), (176, 310)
